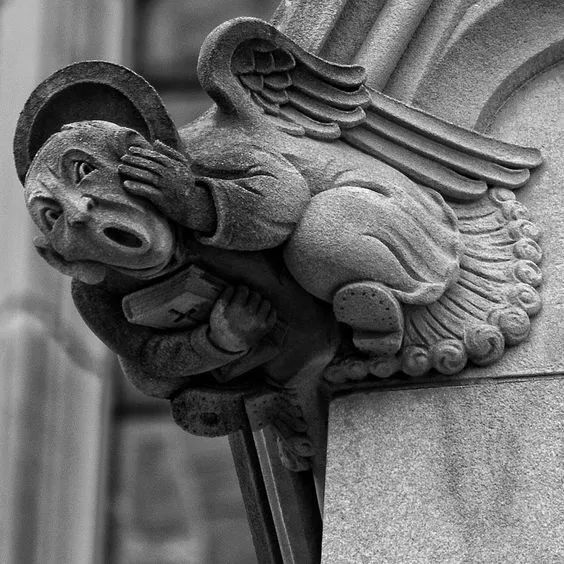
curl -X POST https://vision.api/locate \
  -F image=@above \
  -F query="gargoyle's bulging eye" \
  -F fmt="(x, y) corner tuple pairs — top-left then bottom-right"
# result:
(41, 207), (62, 231)
(74, 161), (96, 184)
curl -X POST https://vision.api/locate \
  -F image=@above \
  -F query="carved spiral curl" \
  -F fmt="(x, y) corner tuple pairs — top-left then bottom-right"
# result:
(500, 200), (530, 221)
(507, 219), (541, 242)
(489, 187), (516, 205)
(367, 357), (401, 379)
(506, 283), (542, 316)
(345, 358), (369, 380)
(430, 339), (467, 375)
(488, 306), (530, 345)
(463, 324), (505, 366)
(513, 260), (542, 287)
(323, 357), (368, 383)
(513, 238), (542, 264)
(401, 345), (431, 377)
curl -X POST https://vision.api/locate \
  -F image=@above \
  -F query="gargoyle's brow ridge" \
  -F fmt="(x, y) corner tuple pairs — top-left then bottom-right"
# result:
(59, 147), (99, 174)
(27, 179), (55, 202)
(47, 162), (59, 177)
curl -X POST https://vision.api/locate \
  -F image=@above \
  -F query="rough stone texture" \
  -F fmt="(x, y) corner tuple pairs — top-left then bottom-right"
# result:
(460, 61), (564, 380)
(352, 0), (435, 90)
(315, 0), (564, 561)
(272, 0), (349, 53)
(322, 378), (564, 562)
(12, 7), (557, 494)
(15, 21), (542, 396)
(406, 0), (564, 129)
(7, 0), (564, 560)
(322, 33), (564, 564)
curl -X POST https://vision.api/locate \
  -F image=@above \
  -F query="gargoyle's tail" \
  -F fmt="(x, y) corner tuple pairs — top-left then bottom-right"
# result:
(400, 188), (542, 376)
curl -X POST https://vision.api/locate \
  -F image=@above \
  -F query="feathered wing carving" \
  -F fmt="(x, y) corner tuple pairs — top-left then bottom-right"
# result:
(396, 188), (543, 377)
(197, 17), (370, 139)
(197, 17), (541, 202)
(344, 94), (541, 200)
(198, 18), (544, 379)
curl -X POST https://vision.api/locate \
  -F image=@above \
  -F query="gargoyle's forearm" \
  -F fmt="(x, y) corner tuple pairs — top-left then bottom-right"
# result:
(174, 179), (217, 233)
(71, 280), (244, 384)
(140, 324), (246, 378)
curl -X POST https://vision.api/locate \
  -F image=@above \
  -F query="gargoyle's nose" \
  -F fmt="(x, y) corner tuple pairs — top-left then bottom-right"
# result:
(67, 196), (95, 225)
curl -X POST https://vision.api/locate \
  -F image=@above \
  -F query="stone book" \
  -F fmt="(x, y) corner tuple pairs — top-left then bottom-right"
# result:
(122, 265), (226, 329)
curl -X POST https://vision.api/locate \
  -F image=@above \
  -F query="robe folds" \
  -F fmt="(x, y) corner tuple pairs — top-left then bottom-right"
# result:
(195, 142), (462, 306)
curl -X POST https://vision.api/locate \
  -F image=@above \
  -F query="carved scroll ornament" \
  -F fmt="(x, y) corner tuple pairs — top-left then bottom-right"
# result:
(13, 18), (542, 470)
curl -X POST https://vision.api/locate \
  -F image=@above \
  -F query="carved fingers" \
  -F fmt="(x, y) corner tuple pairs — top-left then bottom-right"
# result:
(119, 141), (195, 212)
(209, 285), (277, 352)
(153, 139), (192, 163)
(119, 150), (167, 187)
(121, 179), (162, 203)
(121, 144), (188, 174)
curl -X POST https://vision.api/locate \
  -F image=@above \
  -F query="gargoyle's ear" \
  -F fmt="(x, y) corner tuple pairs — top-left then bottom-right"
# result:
(14, 61), (181, 184)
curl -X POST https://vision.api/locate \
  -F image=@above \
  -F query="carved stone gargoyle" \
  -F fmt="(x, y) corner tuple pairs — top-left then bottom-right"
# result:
(13, 18), (542, 470)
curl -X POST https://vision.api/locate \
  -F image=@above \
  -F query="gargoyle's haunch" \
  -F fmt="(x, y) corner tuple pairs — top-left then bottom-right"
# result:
(14, 17), (542, 468)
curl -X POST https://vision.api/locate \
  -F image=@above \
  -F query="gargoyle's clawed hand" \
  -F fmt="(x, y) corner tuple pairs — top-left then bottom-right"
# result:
(209, 285), (277, 353)
(119, 140), (196, 225)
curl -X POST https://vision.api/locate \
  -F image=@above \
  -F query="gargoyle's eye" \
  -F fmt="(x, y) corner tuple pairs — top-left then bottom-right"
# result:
(41, 206), (62, 231)
(74, 161), (96, 184)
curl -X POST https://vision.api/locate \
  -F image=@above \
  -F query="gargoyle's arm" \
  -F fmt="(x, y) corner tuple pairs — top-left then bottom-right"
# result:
(71, 279), (245, 397)
(192, 145), (311, 251)
(120, 141), (311, 252)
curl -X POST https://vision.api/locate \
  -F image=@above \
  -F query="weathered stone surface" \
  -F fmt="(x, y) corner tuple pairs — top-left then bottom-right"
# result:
(12, 11), (549, 473)
(318, 1), (564, 562)
(461, 61), (564, 380)
(404, 0), (564, 128)
(7, 0), (564, 561)
(322, 378), (564, 562)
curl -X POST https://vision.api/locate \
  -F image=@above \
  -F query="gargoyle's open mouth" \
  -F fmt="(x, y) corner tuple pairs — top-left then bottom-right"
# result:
(103, 227), (143, 248)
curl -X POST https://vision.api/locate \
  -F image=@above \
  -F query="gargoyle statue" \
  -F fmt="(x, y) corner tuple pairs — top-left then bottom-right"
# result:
(14, 18), (542, 469)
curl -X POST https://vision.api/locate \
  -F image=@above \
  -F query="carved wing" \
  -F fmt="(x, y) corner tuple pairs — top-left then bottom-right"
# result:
(198, 17), (541, 201)
(198, 17), (370, 138)
(344, 94), (541, 200)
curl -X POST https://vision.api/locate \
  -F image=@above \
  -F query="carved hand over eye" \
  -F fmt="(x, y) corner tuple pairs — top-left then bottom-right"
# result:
(209, 285), (277, 353)
(119, 140), (196, 223)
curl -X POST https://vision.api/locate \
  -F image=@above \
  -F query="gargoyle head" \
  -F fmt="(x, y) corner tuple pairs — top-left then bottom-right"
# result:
(25, 120), (176, 284)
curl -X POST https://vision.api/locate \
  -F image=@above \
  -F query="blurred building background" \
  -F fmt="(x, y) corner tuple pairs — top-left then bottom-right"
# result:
(0, 1), (278, 563)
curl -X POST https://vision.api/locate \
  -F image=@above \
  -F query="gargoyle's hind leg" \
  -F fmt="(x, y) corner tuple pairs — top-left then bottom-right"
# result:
(333, 281), (404, 356)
